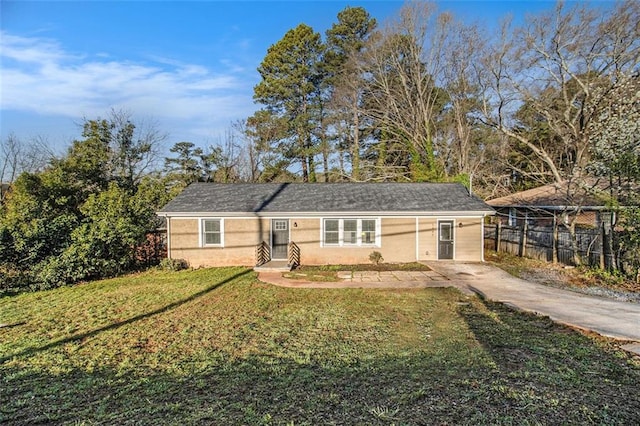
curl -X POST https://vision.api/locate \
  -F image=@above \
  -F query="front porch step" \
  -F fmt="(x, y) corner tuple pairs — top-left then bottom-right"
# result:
(254, 260), (293, 272)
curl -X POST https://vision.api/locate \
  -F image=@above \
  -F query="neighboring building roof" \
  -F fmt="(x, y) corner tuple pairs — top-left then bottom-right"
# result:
(486, 180), (609, 209)
(158, 182), (494, 216)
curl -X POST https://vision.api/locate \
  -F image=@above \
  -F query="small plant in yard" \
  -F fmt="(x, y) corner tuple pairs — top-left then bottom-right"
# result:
(581, 267), (628, 288)
(369, 251), (384, 265)
(370, 405), (400, 420)
(158, 258), (189, 271)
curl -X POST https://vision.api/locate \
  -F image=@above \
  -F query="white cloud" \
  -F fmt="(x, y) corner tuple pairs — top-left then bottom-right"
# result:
(0, 31), (258, 143)
(0, 32), (71, 64)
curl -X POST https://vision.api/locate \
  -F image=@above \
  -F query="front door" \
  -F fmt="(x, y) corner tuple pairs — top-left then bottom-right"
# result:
(271, 219), (289, 260)
(438, 220), (454, 260)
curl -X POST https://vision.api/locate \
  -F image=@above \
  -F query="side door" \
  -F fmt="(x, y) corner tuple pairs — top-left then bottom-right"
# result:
(438, 220), (454, 260)
(271, 219), (289, 260)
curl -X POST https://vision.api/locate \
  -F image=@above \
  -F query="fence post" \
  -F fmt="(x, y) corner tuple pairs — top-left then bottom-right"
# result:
(495, 222), (501, 252)
(599, 221), (606, 269)
(552, 214), (558, 263)
(520, 219), (528, 258)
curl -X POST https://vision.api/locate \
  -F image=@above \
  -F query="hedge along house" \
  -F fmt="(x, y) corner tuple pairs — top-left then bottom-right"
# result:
(157, 182), (495, 268)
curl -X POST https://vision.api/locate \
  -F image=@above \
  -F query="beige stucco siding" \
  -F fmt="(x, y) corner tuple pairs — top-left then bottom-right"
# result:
(169, 217), (270, 267)
(454, 218), (484, 261)
(417, 218), (438, 261)
(290, 218), (384, 265)
(292, 218), (418, 264)
(167, 214), (486, 267)
(379, 218), (417, 263)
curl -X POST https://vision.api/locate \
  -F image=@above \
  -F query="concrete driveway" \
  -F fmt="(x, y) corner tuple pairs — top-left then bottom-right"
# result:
(424, 261), (640, 348)
(259, 262), (640, 352)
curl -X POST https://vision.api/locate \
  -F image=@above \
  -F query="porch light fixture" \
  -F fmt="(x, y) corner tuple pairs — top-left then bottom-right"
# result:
(293, 222), (298, 228)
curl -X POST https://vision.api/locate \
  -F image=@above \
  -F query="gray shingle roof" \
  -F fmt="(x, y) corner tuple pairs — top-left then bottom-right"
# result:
(158, 182), (494, 215)
(486, 180), (611, 208)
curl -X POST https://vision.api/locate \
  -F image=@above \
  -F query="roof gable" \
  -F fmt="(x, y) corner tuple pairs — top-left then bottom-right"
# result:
(158, 182), (494, 215)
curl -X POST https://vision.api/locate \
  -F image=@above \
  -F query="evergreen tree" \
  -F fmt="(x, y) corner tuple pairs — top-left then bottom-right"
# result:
(254, 24), (324, 182)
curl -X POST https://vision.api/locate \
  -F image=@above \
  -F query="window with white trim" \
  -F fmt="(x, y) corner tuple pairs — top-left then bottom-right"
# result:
(362, 219), (376, 244)
(343, 219), (358, 245)
(324, 219), (339, 245)
(323, 218), (379, 247)
(202, 219), (223, 246)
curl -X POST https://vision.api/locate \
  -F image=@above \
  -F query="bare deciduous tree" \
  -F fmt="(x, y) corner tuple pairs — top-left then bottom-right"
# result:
(360, 1), (450, 181)
(477, 1), (640, 186)
(476, 0), (640, 264)
(438, 21), (491, 179)
(1, 133), (53, 202)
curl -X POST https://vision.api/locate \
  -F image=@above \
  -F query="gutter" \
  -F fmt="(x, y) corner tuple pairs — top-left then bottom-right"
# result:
(157, 210), (496, 218)
(487, 205), (612, 211)
(157, 213), (171, 260)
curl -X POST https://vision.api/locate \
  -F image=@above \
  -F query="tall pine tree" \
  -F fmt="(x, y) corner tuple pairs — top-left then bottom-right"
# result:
(254, 24), (324, 182)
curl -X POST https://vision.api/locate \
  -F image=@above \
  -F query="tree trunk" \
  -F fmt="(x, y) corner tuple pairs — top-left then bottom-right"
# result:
(351, 109), (360, 181)
(568, 221), (582, 266)
(300, 156), (309, 182)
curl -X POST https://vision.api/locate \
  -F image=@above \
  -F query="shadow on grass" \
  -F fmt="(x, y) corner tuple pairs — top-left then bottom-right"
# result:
(2, 336), (639, 425)
(457, 298), (640, 423)
(0, 351), (510, 425)
(0, 268), (252, 364)
(2, 299), (640, 424)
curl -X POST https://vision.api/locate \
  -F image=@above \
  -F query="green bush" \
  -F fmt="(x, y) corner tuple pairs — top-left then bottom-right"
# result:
(159, 258), (189, 271)
(369, 251), (384, 265)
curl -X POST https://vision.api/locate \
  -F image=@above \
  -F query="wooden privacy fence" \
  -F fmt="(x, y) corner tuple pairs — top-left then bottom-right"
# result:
(484, 223), (616, 268)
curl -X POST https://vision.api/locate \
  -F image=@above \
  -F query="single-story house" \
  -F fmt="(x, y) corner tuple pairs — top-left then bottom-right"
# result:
(486, 180), (614, 228)
(157, 182), (495, 268)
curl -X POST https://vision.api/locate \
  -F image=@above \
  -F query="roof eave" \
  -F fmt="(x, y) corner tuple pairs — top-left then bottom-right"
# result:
(157, 210), (495, 218)
(490, 205), (610, 211)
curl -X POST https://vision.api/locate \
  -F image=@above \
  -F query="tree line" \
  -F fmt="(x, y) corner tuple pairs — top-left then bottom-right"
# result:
(1, 1), (638, 291)
(243, 2), (638, 196)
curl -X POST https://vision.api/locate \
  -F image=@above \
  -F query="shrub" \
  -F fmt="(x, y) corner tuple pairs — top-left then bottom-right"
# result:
(369, 251), (384, 265)
(159, 258), (189, 271)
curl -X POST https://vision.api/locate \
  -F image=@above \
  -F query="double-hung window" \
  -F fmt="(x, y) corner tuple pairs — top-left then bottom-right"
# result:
(201, 219), (223, 247)
(324, 219), (340, 245)
(343, 219), (358, 245)
(361, 219), (376, 244)
(323, 218), (379, 247)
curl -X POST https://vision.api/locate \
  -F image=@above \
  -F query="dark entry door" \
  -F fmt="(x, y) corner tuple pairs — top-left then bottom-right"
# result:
(438, 220), (454, 260)
(271, 219), (289, 260)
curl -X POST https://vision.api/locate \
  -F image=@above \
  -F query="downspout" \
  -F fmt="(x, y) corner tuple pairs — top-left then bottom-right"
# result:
(165, 215), (172, 260)
(415, 217), (419, 262)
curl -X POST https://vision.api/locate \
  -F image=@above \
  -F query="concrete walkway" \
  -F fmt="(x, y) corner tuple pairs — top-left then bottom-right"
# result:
(258, 262), (640, 352)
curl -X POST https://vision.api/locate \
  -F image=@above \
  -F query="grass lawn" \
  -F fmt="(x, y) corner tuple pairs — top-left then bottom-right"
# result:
(1, 267), (639, 425)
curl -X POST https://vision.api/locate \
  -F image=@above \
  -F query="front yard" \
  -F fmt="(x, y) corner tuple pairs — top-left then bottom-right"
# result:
(1, 267), (638, 424)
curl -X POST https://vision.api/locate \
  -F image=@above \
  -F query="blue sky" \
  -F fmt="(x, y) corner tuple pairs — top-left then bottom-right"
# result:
(1, 0), (567, 152)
